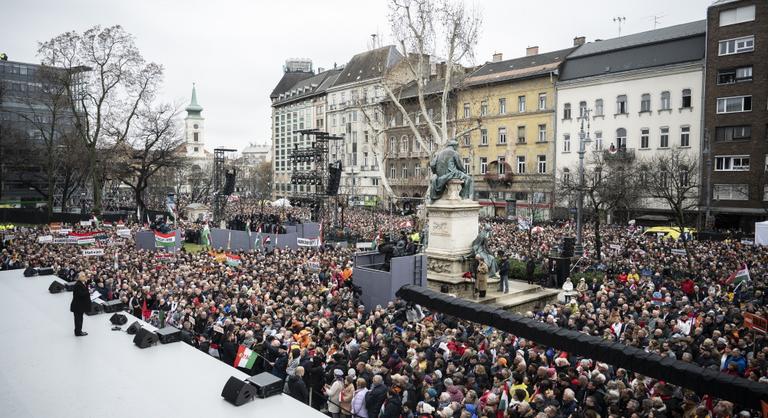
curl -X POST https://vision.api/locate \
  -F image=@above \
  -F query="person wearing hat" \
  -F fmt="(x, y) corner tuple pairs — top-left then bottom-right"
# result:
(325, 368), (345, 418)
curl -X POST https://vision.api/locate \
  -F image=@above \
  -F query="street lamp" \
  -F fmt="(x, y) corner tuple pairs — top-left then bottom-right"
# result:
(574, 109), (592, 257)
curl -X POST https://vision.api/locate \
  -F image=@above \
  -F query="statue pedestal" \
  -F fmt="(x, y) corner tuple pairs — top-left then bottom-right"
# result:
(425, 180), (481, 297)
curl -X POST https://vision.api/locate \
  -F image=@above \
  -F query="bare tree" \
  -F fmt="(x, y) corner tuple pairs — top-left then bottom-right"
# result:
(641, 148), (700, 267)
(113, 103), (184, 220)
(38, 25), (163, 214)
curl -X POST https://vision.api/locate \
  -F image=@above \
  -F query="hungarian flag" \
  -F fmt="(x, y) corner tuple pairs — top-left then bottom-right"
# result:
(725, 264), (750, 286)
(226, 254), (241, 267)
(154, 231), (176, 248)
(319, 221), (324, 248)
(263, 235), (271, 246)
(234, 345), (258, 369)
(498, 381), (510, 411)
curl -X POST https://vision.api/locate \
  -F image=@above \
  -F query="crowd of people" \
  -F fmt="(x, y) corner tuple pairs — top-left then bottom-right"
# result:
(1, 204), (767, 417)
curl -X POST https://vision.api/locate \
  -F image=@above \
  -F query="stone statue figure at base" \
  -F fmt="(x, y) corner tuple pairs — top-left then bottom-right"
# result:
(429, 139), (473, 202)
(470, 224), (499, 279)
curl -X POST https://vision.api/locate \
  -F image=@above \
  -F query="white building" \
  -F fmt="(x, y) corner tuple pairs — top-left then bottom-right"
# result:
(241, 142), (272, 164)
(555, 21), (706, 214)
(325, 46), (403, 206)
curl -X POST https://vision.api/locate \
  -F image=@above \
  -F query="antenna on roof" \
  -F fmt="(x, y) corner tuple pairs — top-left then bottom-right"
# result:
(613, 16), (626, 37)
(651, 14), (665, 29)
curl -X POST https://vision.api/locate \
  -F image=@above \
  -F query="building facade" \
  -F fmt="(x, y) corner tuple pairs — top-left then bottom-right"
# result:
(556, 21), (706, 218)
(704, 0), (768, 230)
(325, 46), (403, 206)
(183, 84), (211, 169)
(457, 47), (574, 219)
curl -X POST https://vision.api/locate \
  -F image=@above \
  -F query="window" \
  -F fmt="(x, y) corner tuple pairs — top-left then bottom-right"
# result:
(463, 103), (470, 118)
(401, 136), (409, 153)
(563, 168), (571, 184)
(498, 156), (506, 174)
(617, 95), (627, 114)
(720, 5), (756, 26)
(715, 155), (750, 171)
(389, 137), (396, 153)
(363, 152), (368, 167)
(372, 178), (379, 186)
(415, 165), (421, 178)
(714, 184), (748, 200)
(719, 36), (755, 56)
(517, 126), (526, 143)
(402, 164), (408, 178)
(718, 66), (753, 84)
(480, 129), (488, 145)
(499, 98), (506, 114)
(579, 101), (587, 117)
(717, 96), (752, 113)
(595, 99), (604, 116)
(498, 127), (507, 144)
(518, 95), (526, 112)
(594, 131), (603, 150)
(193, 132), (199, 142)
(538, 124), (546, 142)
(563, 103), (571, 119)
(517, 156), (526, 174)
(640, 128), (650, 149)
(193, 147), (199, 152)
(463, 158), (471, 174)
(660, 127), (669, 148)
(538, 93), (546, 110)
(616, 128), (627, 149)
(480, 157), (488, 174)
(390, 165), (396, 178)
(680, 126), (690, 147)
(537, 155), (547, 174)
(660, 91), (671, 110)
(640, 94), (651, 112)
(563, 134), (571, 152)
(480, 100), (488, 116)
(715, 125), (751, 142)
(681, 89), (692, 108)
(462, 134), (470, 146)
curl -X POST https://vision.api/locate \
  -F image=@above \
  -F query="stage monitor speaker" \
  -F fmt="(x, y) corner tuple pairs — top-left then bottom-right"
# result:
(126, 321), (142, 335)
(133, 327), (159, 349)
(36, 267), (54, 275)
(23, 267), (37, 277)
(156, 326), (181, 344)
(85, 301), (103, 316)
(221, 376), (256, 406)
(110, 313), (128, 325)
(102, 299), (127, 313)
(64, 282), (75, 292)
(246, 372), (284, 399)
(48, 281), (65, 294)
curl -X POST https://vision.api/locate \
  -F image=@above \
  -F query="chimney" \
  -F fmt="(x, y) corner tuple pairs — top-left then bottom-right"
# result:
(492, 52), (503, 62)
(573, 36), (586, 46)
(526, 46), (539, 56)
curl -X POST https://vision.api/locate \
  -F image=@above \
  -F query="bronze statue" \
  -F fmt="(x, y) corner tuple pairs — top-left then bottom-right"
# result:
(471, 225), (499, 279)
(429, 139), (473, 202)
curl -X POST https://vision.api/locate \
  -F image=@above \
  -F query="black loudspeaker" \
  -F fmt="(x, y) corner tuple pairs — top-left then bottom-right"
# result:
(126, 321), (142, 335)
(246, 372), (284, 398)
(223, 169), (237, 195)
(327, 161), (342, 196)
(110, 313), (128, 325)
(156, 326), (181, 344)
(36, 267), (54, 275)
(221, 376), (256, 406)
(49, 281), (65, 294)
(102, 299), (127, 313)
(85, 301), (103, 316)
(561, 237), (575, 258)
(24, 267), (37, 277)
(551, 257), (570, 288)
(133, 327), (159, 348)
(64, 282), (75, 292)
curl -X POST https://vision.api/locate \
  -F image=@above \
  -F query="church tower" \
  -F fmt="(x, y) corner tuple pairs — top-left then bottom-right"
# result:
(184, 83), (205, 158)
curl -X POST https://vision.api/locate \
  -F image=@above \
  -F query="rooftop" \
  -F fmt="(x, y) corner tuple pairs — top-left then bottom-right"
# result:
(331, 45), (403, 88)
(567, 20), (706, 59)
(464, 47), (576, 86)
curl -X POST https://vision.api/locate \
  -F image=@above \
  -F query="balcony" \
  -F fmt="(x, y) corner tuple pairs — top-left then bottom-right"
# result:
(483, 172), (514, 187)
(603, 147), (635, 162)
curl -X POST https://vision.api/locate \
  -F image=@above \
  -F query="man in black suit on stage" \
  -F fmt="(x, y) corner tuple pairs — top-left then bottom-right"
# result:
(70, 272), (91, 336)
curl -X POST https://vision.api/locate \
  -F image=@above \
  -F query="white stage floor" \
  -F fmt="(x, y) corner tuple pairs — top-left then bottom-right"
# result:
(0, 270), (325, 418)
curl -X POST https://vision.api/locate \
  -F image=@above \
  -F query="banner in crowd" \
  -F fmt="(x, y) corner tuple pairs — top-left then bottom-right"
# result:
(37, 235), (53, 243)
(80, 220), (93, 227)
(609, 244), (622, 251)
(77, 237), (96, 245)
(226, 254), (241, 267)
(671, 248), (687, 256)
(307, 260), (320, 271)
(154, 231), (176, 248)
(297, 237), (320, 247)
(743, 312), (767, 334)
(49, 222), (62, 231)
(81, 248), (105, 257)
(117, 228), (132, 238)
(56, 228), (72, 235)
(53, 237), (71, 244)
(234, 345), (258, 369)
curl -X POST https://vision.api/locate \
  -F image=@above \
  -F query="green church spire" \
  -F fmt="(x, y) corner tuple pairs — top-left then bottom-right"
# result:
(185, 83), (203, 117)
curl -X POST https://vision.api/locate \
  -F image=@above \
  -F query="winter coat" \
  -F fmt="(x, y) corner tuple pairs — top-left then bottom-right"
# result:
(352, 388), (370, 418)
(476, 261), (489, 291)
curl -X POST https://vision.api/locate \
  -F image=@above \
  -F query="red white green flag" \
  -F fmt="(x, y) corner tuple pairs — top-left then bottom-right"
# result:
(226, 254), (241, 267)
(234, 345), (258, 369)
(154, 231), (176, 248)
(725, 264), (750, 286)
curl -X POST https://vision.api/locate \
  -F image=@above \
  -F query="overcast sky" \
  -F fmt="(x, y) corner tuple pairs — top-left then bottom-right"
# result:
(2, 0), (711, 152)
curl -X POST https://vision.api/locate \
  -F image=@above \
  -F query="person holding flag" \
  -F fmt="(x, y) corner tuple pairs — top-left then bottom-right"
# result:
(200, 223), (211, 248)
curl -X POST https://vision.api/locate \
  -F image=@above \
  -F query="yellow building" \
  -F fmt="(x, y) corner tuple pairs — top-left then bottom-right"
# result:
(456, 47), (574, 219)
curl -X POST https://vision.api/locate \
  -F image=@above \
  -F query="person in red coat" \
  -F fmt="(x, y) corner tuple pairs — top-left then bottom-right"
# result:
(70, 272), (91, 336)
